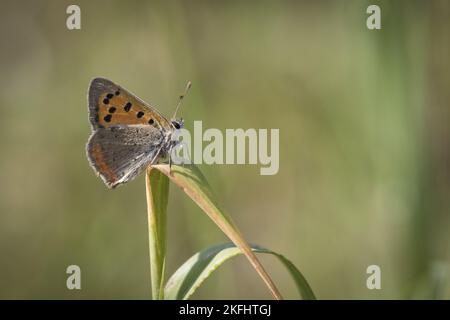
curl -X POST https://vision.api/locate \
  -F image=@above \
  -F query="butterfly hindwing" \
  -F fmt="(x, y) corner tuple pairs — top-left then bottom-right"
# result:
(86, 124), (164, 188)
(88, 77), (172, 130)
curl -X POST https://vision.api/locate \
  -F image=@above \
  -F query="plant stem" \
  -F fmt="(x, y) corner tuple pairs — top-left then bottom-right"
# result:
(145, 167), (169, 299)
(154, 164), (283, 300)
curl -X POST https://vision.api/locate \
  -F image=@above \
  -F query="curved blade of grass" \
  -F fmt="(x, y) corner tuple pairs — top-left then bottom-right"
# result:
(153, 164), (283, 300)
(164, 242), (316, 300)
(145, 167), (169, 300)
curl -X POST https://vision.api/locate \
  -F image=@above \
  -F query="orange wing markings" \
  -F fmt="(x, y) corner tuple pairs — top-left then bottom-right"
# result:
(90, 142), (117, 184)
(96, 89), (170, 129)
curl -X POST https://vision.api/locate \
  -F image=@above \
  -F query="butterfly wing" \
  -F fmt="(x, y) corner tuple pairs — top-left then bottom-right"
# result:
(88, 77), (172, 131)
(86, 124), (164, 188)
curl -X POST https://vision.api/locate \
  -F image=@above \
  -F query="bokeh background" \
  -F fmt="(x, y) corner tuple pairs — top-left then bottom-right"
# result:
(0, 0), (449, 299)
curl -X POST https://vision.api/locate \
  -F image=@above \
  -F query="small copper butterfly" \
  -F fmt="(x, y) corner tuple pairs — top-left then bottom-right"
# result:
(86, 78), (190, 188)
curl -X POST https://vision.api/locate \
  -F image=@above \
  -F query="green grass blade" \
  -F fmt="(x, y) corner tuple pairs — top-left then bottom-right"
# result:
(164, 242), (316, 300)
(145, 167), (169, 300)
(153, 164), (283, 299)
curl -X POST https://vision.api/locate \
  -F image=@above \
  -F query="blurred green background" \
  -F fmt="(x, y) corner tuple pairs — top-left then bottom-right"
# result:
(0, 0), (449, 299)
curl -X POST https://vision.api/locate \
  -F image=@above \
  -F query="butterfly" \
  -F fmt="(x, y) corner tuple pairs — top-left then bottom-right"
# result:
(86, 78), (190, 188)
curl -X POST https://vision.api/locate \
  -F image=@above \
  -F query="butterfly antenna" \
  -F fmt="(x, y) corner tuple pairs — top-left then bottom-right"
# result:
(173, 81), (192, 119)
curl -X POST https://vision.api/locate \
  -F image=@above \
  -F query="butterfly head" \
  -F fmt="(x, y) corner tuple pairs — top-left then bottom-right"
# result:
(171, 118), (184, 130)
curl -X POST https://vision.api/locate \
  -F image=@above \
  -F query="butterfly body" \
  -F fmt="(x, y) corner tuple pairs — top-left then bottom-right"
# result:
(86, 78), (183, 188)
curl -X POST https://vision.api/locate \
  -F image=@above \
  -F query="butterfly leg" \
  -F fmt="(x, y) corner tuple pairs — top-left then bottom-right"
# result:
(180, 144), (187, 169)
(167, 143), (184, 175)
(149, 146), (163, 167)
(168, 145), (173, 176)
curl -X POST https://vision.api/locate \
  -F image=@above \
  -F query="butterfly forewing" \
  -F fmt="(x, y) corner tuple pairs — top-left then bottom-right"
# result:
(88, 77), (172, 130)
